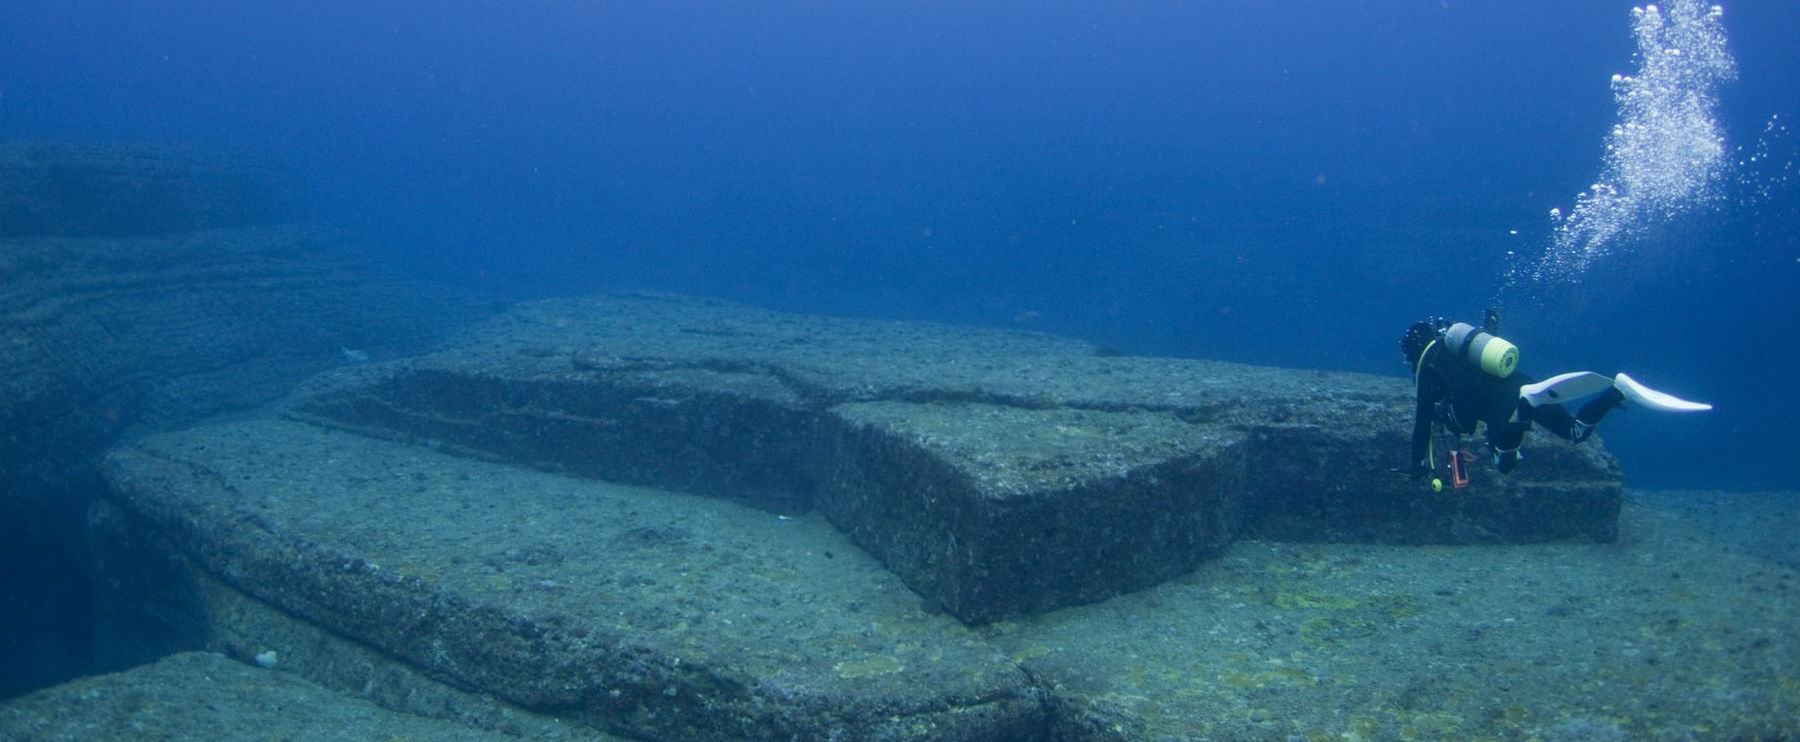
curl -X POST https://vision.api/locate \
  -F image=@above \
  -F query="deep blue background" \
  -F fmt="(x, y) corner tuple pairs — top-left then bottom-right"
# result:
(4, 0), (1795, 489)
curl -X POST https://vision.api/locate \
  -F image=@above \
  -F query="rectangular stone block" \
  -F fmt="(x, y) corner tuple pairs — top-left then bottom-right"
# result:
(97, 419), (1044, 741)
(285, 294), (1622, 623)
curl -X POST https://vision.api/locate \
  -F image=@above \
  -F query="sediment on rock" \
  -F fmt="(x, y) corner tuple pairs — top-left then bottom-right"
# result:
(0, 140), (493, 697)
(96, 419), (1048, 742)
(286, 294), (1624, 623)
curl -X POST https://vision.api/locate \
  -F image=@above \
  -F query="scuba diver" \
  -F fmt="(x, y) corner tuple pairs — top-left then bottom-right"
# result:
(1401, 309), (1711, 485)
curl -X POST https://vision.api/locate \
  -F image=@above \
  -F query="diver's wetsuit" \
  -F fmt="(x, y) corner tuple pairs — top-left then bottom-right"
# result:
(1409, 340), (1619, 474)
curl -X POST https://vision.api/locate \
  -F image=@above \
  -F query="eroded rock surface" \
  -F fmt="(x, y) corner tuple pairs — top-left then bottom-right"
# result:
(0, 141), (489, 696)
(89, 293), (1628, 741)
(96, 420), (1045, 742)
(286, 294), (1622, 623)
(0, 651), (608, 741)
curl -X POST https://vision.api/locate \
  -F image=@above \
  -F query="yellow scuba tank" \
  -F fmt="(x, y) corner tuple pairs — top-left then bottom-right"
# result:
(1443, 322), (1518, 378)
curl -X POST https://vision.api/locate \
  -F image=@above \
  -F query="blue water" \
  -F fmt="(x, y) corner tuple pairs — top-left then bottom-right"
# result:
(3, 0), (1795, 489)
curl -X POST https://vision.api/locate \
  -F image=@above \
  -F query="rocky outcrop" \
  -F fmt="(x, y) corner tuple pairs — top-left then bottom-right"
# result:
(0, 142), (484, 473)
(87, 293), (1626, 740)
(0, 651), (610, 741)
(287, 294), (1624, 623)
(0, 223), (478, 465)
(0, 141), (306, 239)
(0, 141), (490, 696)
(94, 419), (1048, 742)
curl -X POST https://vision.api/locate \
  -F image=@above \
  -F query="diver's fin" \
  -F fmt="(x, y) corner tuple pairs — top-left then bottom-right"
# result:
(1520, 372), (1615, 407)
(1614, 372), (1712, 412)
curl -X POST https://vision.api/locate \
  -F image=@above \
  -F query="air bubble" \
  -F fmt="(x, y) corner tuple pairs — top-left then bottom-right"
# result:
(1532, 0), (1736, 283)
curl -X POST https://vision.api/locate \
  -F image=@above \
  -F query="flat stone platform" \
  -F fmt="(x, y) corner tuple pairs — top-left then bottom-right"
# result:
(80, 474), (1800, 741)
(84, 294), (1651, 740)
(286, 294), (1623, 623)
(0, 652), (609, 742)
(97, 418), (1043, 741)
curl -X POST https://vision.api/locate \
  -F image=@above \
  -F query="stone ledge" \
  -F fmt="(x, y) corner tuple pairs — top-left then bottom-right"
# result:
(0, 651), (606, 741)
(286, 294), (1623, 623)
(97, 419), (1046, 742)
(0, 141), (306, 238)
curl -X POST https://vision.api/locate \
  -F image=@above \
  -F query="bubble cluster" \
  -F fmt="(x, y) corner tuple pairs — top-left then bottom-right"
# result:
(1733, 114), (1796, 207)
(1532, 1), (1736, 283)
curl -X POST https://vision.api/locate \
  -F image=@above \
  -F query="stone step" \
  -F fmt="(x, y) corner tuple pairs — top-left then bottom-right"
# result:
(96, 418), (1045, 742)
(0, 651), (609, 742)
(287, 294), (1624, 623)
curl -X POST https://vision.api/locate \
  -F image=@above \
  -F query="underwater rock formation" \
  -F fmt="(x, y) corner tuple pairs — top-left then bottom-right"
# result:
(94, 419), (1046, 741)
(0, 651), (603, 741)
(0, 141), (483, 481)
(0, 141), (489, 695)
(286, 294), (1623, 622)
(86, 293), (1628, 741)
(0, 141), (307, 239)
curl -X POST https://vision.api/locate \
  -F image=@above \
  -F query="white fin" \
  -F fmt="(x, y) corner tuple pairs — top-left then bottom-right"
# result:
(1520, 372), (1614, 407)
(1614, 372), (1712, 412)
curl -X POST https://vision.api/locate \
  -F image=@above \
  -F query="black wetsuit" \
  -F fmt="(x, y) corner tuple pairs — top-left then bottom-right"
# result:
(1409, 341), (1617, 474)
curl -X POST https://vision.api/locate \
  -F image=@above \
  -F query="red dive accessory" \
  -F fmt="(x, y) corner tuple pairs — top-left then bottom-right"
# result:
(1447, 448), (1472, 489)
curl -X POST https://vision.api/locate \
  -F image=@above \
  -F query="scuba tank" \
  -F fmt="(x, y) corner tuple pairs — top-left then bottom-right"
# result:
(1441, 317), (1518, 378)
